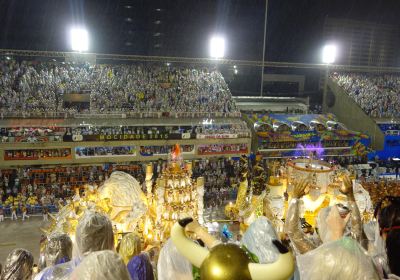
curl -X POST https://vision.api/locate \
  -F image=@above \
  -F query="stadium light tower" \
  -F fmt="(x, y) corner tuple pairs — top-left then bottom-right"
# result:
(322, 44), (337, 64)
(322, 43), (337, 113)
(209, 35), (225, 59)
(70, 27), (89, 52)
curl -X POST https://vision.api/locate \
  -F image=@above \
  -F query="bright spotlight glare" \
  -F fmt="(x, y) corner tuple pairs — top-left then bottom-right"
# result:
(70, 28), (89, 52)
(209, 36), (225, 59)
(322, 44), (337, 64)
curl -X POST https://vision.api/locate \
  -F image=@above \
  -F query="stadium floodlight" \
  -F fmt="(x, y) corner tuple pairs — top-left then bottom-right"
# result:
(322, 44), (337, 64)
(70, 27), (89, 52)
(209, 35), (225, 59)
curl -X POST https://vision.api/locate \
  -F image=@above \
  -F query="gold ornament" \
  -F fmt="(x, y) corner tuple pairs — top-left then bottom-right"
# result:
(201, 243), (252, 280)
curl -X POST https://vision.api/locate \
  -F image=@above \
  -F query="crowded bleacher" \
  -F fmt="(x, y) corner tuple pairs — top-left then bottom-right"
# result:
(0, 59), (239, 118)
(332, 72), (400, 118)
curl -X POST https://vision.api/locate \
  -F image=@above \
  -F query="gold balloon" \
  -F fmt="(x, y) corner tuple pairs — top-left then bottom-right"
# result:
(201, 243), (251, 280)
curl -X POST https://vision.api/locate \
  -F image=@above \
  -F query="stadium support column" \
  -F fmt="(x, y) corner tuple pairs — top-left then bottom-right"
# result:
(260, 0), (269, 96)
(322, 65), (329, 113)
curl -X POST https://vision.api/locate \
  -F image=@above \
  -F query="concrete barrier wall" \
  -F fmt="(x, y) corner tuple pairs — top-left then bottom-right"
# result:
(0, 138), (252, 167)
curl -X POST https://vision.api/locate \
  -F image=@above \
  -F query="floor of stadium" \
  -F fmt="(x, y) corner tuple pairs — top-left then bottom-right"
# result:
(0, 217), (47, 264)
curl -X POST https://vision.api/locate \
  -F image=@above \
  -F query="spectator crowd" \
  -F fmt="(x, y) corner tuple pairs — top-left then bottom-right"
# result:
(0, 122), (250, 143)
(332, 72), (400, 118)
(0, 58), (238, 117)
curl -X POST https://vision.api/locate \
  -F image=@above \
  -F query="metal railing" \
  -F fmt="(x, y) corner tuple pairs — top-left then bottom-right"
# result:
(1, 111), (242, 119)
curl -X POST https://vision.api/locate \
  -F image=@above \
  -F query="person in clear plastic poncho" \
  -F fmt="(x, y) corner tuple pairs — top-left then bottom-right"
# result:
(1, 248), (34, 280)
(284, 176), (362, 254)
(70, 250), (130, 280)
(241, 216), (280, 263)
(297, 237), (380, 280)
(157, 238), (193, 280)
(39, 211), (114, 280)
(34, 233), (73, 280)
(118, 232), (142, 264)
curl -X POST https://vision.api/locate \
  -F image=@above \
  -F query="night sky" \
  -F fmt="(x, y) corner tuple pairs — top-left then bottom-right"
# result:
(0, 0), (399, 63)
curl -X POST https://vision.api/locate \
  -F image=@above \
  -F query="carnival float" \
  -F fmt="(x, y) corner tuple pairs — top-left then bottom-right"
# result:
(42, 144), (204, 249)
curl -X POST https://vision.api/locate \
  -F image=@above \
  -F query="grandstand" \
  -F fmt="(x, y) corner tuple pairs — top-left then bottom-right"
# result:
(0, 57), (238, 118)
(0, 55), (251, 167)
(326, 72), (400, 159)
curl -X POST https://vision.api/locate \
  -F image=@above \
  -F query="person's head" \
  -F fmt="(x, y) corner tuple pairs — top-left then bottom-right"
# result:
(75, 211), (114, 256)
(70, 250), (130, 280)
(157, 239), (193, 280)
(2, 248), (34, 280)
(118, 232), (142, 264)
(241, 217), (280, 263)
(378, 198), (400, 276)
(45, 233), (73, 267)
(316, 205), (349, 243)
(298, 237), (380, 280)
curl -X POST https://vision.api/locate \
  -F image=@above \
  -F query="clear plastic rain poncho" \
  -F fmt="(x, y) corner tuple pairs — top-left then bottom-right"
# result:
(45, 233), (73, 266)
(1, 248), (33, 280)
(157, 239), (193, 280)
(75, 211), (114, 256)
(297, 237), (380, 280)
(37, 211), (114, 280)
(316, 206), (335, 243)
(241, 217), (280, 263)
(70, 250), (130, 280)
(363, 221), (389, 278)
(118, 232), (142, 264)
(33, 233), (73, 280)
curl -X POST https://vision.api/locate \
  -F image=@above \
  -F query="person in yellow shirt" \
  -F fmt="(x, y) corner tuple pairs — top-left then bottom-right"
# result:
(22, 204), (29, 221)
(11, 205), (17, 220)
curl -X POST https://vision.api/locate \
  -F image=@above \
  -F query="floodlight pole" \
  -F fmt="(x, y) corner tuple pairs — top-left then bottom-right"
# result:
(260, 0), (269, 96)
(323, 64), (329, 113)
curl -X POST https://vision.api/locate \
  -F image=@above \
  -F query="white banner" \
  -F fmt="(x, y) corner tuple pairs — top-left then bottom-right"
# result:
(182, 133), (191, 139)
(196, 133), (238, 139)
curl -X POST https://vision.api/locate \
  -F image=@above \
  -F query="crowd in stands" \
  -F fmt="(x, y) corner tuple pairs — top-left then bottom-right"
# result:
(378, 123), (400, 132)
(197, 143), (248, 155)
(139, 145), (194, 156)
(260, 140), (351, 150)
(192, 158), (240, 208)
(332, 72), (400, 118)
(0, 127), (64, 143)
(0, 122), (251, 143)
(75, 146), (136, 157)
(0, 58), (238, 117)
(195, 122), (250, 138)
